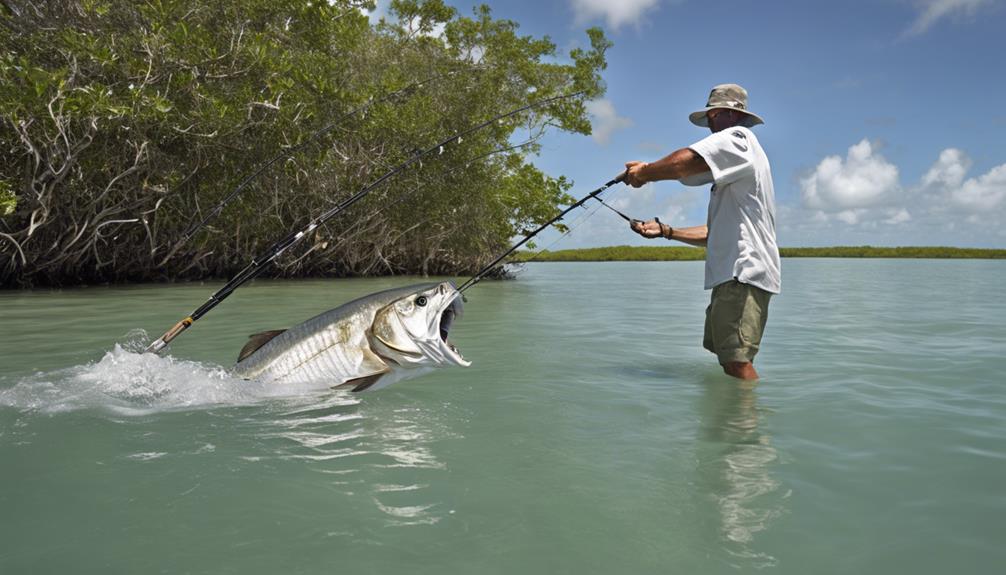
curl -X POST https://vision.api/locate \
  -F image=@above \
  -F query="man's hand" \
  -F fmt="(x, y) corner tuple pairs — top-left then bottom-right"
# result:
(630, 218), (667, 239)
(624, 161), (649, 188)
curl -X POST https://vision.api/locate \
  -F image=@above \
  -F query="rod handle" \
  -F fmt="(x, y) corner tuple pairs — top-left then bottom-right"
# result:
(145, 317), (193, 354)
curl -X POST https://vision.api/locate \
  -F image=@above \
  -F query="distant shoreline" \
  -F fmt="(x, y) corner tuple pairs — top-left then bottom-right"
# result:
(514, 246), (1006, 261)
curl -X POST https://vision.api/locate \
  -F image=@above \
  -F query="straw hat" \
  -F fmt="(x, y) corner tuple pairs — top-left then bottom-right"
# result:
(689, 83), (764, 127)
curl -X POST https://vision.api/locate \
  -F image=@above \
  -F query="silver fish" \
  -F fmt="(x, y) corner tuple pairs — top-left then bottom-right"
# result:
(233, 282), (469, 392)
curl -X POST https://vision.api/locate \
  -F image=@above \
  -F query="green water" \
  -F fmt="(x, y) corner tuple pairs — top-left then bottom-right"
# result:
(2, 260), (1004, 574)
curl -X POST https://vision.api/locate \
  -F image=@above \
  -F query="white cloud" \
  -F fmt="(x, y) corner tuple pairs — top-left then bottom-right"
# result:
(568, 0), (662, 30)
(800, 139), (901, 212)
(783, 143), (1006, 246)
(905, 0), (991, 37)
(948, 163), (1006, 212)
(922, 148), (971, 189)
(917, 148), (1006, 212)
(884, 208), (912, 224)
(585, 99), (634, 145)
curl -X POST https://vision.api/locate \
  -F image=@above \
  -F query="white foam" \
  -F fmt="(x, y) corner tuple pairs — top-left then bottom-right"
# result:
(0, 330), (336, 415)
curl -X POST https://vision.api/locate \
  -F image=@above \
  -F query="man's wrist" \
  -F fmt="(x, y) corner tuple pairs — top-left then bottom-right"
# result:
(656, 221), (673, 239)
(638, 162), (650, 183)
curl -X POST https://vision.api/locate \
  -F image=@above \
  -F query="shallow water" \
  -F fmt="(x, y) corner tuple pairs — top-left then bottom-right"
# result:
(2, 260), (1004, 574)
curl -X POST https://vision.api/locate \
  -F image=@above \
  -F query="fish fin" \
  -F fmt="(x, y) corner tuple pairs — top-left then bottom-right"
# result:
(237, 330), (287, 363)
(331, 347), (390, 392)
(341, 373), (385, 393)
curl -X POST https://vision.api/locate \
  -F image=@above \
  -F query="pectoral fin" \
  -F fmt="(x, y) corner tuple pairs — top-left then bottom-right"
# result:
(332, 346), (390, 392)
(341, 373), (385, 393)
(237, 330), (287, 362)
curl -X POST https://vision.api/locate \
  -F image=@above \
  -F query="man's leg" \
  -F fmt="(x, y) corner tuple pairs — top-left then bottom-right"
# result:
(723, 361), (759, 380)
(706, 281), (771, 380)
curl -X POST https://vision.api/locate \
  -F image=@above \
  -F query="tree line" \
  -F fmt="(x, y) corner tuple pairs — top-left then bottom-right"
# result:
(519, 246), (1006, 262)
(0, 0), (611, 287)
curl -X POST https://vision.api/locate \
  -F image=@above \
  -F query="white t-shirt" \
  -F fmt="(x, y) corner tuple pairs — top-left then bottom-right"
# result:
(686, 126), (781, 294)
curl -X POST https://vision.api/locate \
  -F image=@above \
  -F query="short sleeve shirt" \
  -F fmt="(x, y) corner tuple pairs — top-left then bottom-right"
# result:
(687, 126), (781, 294)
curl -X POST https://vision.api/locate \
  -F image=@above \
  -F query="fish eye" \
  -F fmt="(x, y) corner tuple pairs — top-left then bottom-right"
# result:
(416, 296), (428, 307)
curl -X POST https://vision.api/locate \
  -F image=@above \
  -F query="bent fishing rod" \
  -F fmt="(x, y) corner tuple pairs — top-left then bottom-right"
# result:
(146, 90), (585, 353)
(457, 171), (627, 294)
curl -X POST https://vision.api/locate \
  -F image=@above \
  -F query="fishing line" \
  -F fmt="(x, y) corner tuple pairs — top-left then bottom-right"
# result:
(523, 194), (609, 258)
(457, 172), (627, 294)
(593, 195), (634, 222)
(146, 91), (584, 353)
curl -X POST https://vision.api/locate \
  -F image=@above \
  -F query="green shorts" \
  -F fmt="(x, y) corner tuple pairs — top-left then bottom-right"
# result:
(703, 279), (772, 365)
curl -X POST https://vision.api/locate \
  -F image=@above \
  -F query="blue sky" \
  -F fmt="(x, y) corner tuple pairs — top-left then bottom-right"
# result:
(369, 0), (1006, 248)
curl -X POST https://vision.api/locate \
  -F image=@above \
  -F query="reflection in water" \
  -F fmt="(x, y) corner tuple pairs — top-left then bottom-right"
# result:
(697, 377), (786, 568)
(258, 393), (452, 527)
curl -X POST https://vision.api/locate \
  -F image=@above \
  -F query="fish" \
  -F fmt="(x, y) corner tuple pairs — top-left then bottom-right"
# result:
(233, 282), (470, 392)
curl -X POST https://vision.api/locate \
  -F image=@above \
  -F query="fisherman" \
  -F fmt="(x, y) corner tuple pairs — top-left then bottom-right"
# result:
(623, 84), (780, 380)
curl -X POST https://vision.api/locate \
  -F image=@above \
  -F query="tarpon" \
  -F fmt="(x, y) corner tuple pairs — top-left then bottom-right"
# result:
(233, 282), (469, 392)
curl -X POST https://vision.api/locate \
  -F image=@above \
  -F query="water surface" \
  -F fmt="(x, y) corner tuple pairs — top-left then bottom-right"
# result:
(2, 260), (1004, 574)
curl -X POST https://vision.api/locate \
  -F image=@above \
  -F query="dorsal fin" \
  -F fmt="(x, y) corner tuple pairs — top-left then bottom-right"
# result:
(237, 330), (287, 363)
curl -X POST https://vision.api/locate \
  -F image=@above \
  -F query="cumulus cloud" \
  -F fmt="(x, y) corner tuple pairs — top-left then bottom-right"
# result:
(800, 139), (901, 212)
(568, 0), (661, 30)
(917, 148), (1006, 212)
(784, 142), (1006, 246)
(943, 163), (1006, 212)
(904, 0), (991, 37)
(884, 209), (912, 224)
(585, 99), (634, 145)
(922, 148), (971, 189)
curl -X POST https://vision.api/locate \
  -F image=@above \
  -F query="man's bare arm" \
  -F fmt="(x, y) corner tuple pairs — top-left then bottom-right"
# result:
(630, 221), (708, 247)
(625, 148), (710, 187)
(668, 225), (708, 247)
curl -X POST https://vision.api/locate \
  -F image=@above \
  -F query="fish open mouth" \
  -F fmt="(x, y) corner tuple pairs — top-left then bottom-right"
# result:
(438, 289), (469, 366)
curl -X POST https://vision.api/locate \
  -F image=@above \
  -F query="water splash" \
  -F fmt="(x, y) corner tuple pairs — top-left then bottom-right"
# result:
(0, 330), (332, 415)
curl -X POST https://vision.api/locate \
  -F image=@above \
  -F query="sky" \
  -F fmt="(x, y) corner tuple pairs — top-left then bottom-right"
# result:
(367, 0), (1006, 248)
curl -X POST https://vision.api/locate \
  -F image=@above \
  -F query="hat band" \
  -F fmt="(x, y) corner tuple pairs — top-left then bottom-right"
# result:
(708, 99), (746, 110)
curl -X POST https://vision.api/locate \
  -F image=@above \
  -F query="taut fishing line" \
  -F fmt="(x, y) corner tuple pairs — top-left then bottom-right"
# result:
(457, 172), (627, 294)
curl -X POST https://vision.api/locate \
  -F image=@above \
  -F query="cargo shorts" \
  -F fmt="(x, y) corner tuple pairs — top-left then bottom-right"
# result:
(703, 279), (772, 365)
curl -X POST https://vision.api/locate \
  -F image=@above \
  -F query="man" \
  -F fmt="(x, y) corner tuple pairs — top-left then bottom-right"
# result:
(624, 84), (780, 380)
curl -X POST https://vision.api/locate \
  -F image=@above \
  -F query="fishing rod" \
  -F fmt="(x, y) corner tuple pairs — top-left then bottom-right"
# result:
(457, 171), (627, 294)
(162, 70), (460, 263)
(146, 90), (585, 353)
(321, 136), (544, 256)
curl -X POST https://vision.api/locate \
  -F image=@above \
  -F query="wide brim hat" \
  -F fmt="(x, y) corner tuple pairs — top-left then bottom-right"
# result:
(689, 83), (764, 127)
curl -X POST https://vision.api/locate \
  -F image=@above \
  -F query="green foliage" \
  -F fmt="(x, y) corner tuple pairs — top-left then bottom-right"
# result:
(0, 180), (15, 216)
(0, 0), (611, 287)
(779, 246), (1006, 259)
(515, 245), (1006, 262)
